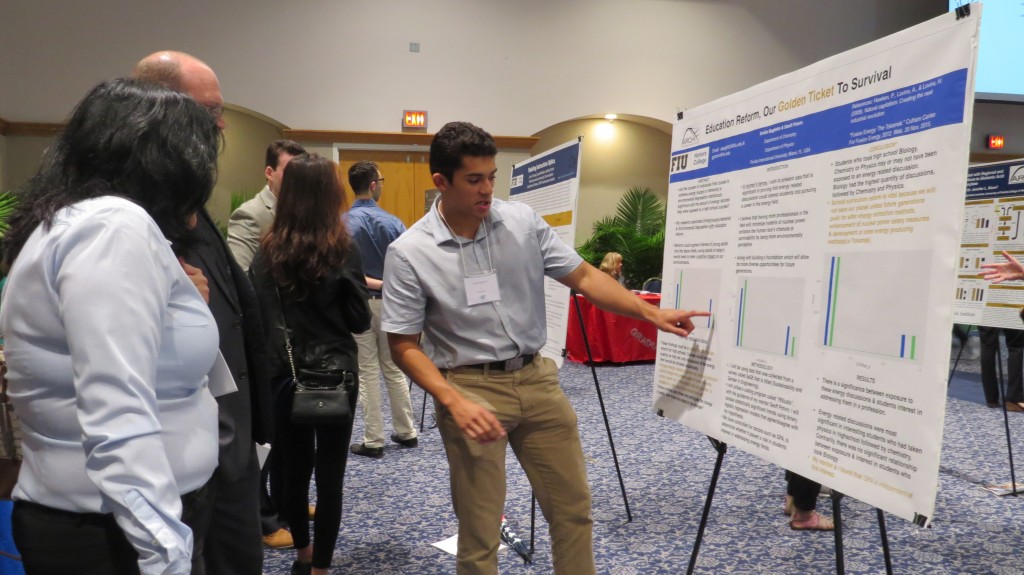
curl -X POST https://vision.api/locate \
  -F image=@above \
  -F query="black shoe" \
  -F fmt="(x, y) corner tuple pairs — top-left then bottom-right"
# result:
(391, 434), (419, 448)
(350, 443), (384, 458)
(290, 561), (311, 575)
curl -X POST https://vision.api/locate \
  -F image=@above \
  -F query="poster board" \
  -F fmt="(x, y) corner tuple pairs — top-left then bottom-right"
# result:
(510, 139), (583, 367)
(955, 160), (1024, 328)
(652, 8), (980, 524)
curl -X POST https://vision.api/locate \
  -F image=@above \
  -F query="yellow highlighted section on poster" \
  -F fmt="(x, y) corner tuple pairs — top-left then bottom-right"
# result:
(542, 211), (573, 227)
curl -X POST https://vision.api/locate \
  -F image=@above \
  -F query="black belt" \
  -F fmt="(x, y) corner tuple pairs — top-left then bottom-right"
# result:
(466, 353), (536, 372)
(368, 294), (382, 300)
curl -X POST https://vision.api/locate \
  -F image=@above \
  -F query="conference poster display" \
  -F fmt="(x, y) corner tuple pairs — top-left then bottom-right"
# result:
(652, 9), (979, 524)
(955, 160), (1024, 329)
(510, 139), (583, 368)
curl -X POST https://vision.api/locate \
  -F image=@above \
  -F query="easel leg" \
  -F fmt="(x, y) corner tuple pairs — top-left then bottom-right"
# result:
(831, 490), (845, 575)
(686, 438), (727, 575)
(876, 508), (894, 575)
(995, 343), (1019, 496)
(570, 291), (633, 521)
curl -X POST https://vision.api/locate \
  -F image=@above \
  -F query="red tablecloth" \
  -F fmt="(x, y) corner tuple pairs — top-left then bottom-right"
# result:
(566, 293), (660, 363)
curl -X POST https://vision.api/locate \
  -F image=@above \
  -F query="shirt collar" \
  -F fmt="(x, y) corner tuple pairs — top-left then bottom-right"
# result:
(425, 197), (506, 246)
(352, 197), (377, 208)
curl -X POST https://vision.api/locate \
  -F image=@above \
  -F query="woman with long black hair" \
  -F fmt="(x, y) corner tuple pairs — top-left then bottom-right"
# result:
(248, 153), (370, 575)
(0, 78), (221, 575)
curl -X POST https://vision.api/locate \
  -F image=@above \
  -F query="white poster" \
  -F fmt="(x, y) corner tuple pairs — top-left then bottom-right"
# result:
(653, 9), (980, 524)
(510, 139), (583, 368)
(955, 160), (1024, 328)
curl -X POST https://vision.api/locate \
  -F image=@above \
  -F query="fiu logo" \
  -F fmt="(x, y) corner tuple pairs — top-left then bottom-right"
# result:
(1010, 165), (1024, 185)
(670, 153), (688, 173)
(681, 128), (699, 146)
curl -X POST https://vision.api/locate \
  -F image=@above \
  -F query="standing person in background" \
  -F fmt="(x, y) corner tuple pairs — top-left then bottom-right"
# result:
(228, 140), (306, 272)
(249, 153), (370, 575)
(381, 121), (709, 575)
(0, 78), (220, 575)
(133, 50), (274, 575)
(228, 139), (307, 549)
(599, 251), (625, 286)
(347, 160), (419, 459)
(978, 327), (1024, 410)
(784, 472), (833, 530)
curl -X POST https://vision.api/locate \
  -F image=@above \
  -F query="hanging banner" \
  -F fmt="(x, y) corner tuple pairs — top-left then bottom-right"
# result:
(510, 139), (583, 367)
(653, 7), (980, 524)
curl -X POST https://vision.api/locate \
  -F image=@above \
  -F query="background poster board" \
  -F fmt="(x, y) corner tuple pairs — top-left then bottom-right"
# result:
(955, 160), (1024, 328)
(652, 9), (979, 524)
(510, 139), (582, 367)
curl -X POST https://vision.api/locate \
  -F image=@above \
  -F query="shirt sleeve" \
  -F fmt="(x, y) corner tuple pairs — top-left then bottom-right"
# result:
(380, 244), (426, 335)
(54, 207), (193, 575)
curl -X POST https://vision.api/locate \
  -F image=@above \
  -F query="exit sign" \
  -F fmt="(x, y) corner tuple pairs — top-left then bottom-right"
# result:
(403, 110), (427, 129)
(987, 134), (1005, 150)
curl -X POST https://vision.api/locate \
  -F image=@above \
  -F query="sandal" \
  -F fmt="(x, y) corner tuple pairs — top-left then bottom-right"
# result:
(783, 495), (795, 516)
(789, 511), (834, 531)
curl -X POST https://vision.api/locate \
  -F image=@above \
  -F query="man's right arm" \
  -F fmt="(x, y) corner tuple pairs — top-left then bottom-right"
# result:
(226, 209), (261, 272)
(387, 333), (505, 443)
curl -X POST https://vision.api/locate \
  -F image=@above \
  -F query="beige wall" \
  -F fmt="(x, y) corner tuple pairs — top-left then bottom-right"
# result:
(2, 135), (52, 193)
(0, 108), (283, 224)
(207, 107), (285, 226)
(532, 118), (671, 246)
(0, 135), (6, 191)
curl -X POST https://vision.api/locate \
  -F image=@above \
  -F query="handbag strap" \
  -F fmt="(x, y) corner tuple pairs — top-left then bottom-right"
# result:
(273, 286), (300, 384)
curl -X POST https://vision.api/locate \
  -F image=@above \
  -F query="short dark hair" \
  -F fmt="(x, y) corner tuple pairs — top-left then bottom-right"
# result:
(429, 122), (497, 183)
(265, 140), (306, 170)
(2, 78), (220, 271)
(347, 161), (380, 195)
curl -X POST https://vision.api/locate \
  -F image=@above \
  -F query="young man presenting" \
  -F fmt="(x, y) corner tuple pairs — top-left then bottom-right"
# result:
(381, 122), (708, 575)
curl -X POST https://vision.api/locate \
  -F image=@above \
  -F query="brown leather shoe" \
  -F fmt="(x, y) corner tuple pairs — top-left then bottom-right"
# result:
(262, 528), (294, 548)
(1006, 402), (1024, 412)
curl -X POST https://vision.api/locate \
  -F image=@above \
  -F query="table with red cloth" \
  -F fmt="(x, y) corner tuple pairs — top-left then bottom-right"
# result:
(565, 292), (660, 363)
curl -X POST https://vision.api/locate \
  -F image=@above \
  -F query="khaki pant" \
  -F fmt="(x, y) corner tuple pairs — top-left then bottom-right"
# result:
(437, 356), (595, 575)
(354, 298), (417, 447)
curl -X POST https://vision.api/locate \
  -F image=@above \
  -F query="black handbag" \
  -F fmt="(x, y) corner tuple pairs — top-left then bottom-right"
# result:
(277, 287), (353, 425)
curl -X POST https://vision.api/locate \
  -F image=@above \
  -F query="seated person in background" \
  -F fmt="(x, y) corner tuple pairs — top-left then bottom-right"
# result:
(784, 471), (834, 531)
(599, 251), (625, 285)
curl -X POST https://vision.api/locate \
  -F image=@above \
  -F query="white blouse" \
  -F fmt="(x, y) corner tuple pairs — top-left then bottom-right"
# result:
(0, 196), (219, 575)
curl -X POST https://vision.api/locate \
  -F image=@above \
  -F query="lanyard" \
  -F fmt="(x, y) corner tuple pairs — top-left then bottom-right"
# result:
(437, 200), (494, 278)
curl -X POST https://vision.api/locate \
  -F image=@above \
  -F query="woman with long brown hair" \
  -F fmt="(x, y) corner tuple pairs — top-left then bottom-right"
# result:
(248, 153), (370, 575)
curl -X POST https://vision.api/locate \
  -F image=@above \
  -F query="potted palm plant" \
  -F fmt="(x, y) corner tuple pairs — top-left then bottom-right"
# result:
(576, 186), (665, 289)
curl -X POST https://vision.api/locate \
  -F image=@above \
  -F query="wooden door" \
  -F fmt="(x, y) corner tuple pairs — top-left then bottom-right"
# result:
(337, 150), (436, 229)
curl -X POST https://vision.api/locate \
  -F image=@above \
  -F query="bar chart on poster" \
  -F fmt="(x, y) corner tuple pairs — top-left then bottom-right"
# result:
(665, 267), (719, 330)
(735, 276), (804, 357)
(819, 250), (929, 361)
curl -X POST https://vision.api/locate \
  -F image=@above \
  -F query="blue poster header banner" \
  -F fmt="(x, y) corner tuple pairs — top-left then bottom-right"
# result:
(670, 69), (967, 183)
(510, 141), (580, 196)
(966, 161), (1024, 200)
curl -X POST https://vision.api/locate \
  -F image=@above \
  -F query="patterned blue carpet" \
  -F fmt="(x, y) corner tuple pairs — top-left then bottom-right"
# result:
(263, 338), (1024, 574)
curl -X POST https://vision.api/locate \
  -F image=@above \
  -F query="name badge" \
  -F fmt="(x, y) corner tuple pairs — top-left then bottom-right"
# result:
(465, 273), (500, 306)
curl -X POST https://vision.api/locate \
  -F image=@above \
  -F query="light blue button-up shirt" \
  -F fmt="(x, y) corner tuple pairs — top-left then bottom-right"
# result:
(346, 198), (407, 297)
(0, 196), (219, 575)
(381, 198), (582, 369)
